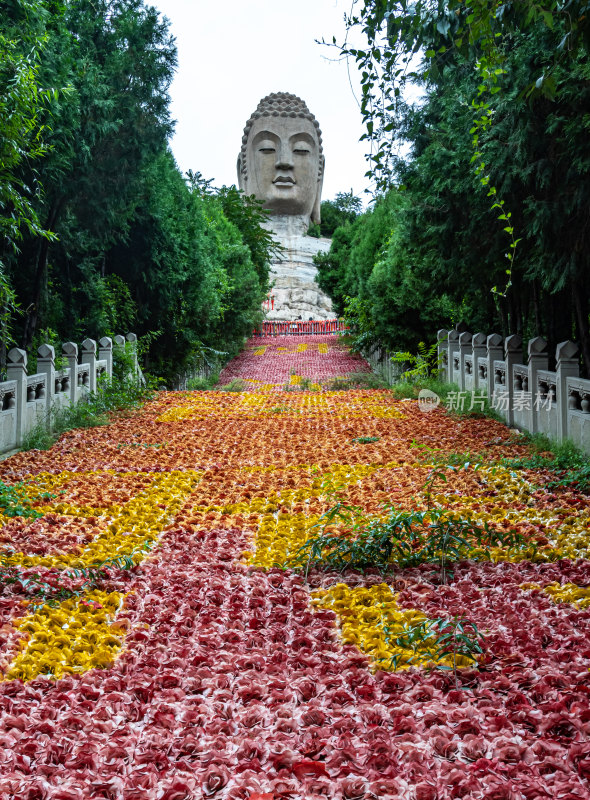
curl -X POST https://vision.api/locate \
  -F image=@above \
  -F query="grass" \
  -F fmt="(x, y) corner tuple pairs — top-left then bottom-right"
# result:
(21, 375), (156, 452)
(502, 433), (590, 493)
(324, 372), (390, 391)
(449, 395), (504, 423)
(284, 376), (318, 392)
(186, 372), (220, 391)
(214, 378), (247, 392)
(389, 378), (458, 401)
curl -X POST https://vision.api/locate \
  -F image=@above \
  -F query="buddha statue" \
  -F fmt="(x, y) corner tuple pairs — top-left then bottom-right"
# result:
(237, 92), (324, 227)
(237, 93), (333, 322)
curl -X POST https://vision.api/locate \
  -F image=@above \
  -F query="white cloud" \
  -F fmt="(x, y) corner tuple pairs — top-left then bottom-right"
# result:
(150, 0), (372, 202)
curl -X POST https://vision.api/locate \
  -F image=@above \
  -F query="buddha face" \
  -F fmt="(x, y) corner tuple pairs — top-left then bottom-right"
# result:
(239, 117), (323, 222)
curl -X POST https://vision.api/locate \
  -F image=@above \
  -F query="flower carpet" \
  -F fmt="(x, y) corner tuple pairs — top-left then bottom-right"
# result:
(0, 335), (590, 798)
(217, 335), (370, 389)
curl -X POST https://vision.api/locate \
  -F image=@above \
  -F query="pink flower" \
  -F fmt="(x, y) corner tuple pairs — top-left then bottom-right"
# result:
(431, 735), (458, 759)
(201, 765), (230, 797)
(300, 707), (328, 727)
(341, 777), (367, 798)
(413, 783), (437, 800)
(461, 736), (488, 761)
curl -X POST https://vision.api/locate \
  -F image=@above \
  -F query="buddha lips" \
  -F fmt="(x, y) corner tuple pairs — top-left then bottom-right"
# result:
(0, 337), (589, 798)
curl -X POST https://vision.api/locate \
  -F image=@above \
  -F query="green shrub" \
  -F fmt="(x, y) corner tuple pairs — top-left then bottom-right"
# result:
(324, 372), (389, 391)
(21, 423), (56, 452)
(503, 434), (590, 492)
(186, 372), (219, 391)
(215, 378), (247, 392)
(389, 377), (457, 400)
(21, 374), (156, 452)
(287, 500), (526, 583)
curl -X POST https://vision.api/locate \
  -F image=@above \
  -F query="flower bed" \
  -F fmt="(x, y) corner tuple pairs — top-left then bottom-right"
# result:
(0, 339), (589, 798)
(218, 334), (370, 388)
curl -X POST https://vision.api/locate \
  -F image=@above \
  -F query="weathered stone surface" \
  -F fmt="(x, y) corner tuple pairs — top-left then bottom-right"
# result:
(238, 92), (323, 227)
(238, 93), (333, 321)
(264, 215), (333, 321)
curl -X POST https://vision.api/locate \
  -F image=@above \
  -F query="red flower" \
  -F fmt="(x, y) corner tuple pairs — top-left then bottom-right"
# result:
(341, 777), (367, 799)
(201, 765), (230, 797)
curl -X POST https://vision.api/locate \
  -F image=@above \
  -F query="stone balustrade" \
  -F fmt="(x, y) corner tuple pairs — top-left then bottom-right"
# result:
(363, 344), (405, 385)
(438, 328), (590, 455)
(0, 334), (138, 453)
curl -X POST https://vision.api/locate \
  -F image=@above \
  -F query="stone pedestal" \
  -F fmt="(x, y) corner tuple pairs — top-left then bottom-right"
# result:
(264, 215), (333, 322)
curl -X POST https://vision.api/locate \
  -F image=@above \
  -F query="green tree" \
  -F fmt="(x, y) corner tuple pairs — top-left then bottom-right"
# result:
(320, 191), (363, 237)
(0, 0), (63, 355)
(1, 1), (282, 384)
(318, 1), (590, 371)
(8, 0), (176, 346)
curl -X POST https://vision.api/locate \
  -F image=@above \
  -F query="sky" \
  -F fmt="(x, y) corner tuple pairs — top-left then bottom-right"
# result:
(150, 0), (373, 202)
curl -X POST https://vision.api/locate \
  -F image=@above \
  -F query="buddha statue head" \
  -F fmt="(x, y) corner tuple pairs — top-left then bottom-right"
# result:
(237, 92), (325, 225)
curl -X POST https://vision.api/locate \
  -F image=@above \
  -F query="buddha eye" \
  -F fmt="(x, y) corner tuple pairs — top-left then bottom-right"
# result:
(293, 147), (310, 155)
(258, 142), (276, 154)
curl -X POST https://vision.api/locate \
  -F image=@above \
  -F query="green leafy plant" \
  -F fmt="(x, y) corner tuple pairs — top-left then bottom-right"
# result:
(26, 328), (68, 375)
(215, 378), (247, 392)
(410, 442), (485, 471)
(0, 480), (49, 518)
(1, 541), (153, 611)
(389, 378), (457, 401)
(21, 367), (157, 452)
(382, 618), (437, 671)
(340, 296), (379, 354)
(432, 616), (485, 688)
(269, 405), (296, 415)
(324, 372), (389, 391)
(352, 436), (380, 444)
(289, 500), (525, 584)
(186, 372), (220, 391)
(391, 340), (442, 382)
(21, 423), (55, 452)
(381, 614), (485, 687)
(502, 434), (590, 493)
(284, 376), (316, 392)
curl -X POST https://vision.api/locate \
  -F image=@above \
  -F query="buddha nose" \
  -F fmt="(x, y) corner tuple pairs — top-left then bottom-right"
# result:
(275, 143), (294, 169)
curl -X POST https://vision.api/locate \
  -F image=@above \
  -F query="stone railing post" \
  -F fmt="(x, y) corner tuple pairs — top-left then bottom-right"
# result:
(99, 336), (113, 380)
(37, 344), (56, 417)
(125, 333), (138, 378)
(81, 338), (97, 393)
(472, 333), (487, 392)
(504, 334), (523, 427)
(528, 337), (548, 434)
(114, 335), (126, 380)
(448, 330), (460, 385)
(437, 329), (449, 381)
(458, 332), (472, 391)
(556, 340), (580, 441)
(63, 342), (79, 405)
(7, 348), (27, 447)
(486, 334), (503, 401)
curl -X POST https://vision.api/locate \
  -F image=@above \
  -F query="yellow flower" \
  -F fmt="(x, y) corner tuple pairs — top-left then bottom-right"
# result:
(3, 590), (128, 682)
(312, 583), (479, 673)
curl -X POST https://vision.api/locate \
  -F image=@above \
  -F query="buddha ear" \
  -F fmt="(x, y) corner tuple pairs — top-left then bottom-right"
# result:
(311, 156), (324, 225)
(237, 155), (245, 192)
